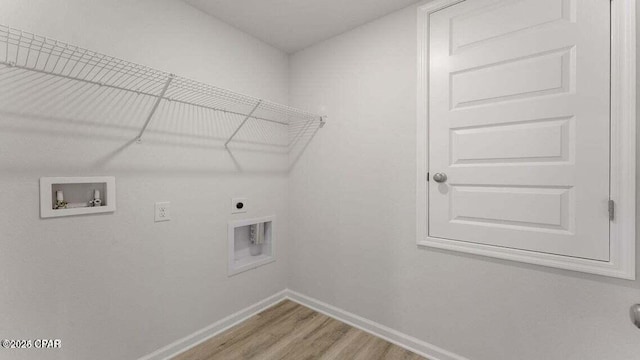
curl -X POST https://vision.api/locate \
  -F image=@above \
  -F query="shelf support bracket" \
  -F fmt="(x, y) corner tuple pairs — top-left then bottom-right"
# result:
(136, 74), (175, 143)
(224, 100), (262, 148)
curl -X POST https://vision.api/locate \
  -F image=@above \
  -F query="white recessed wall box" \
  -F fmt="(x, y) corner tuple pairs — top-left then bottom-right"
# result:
(228, 215), (275, 276)
(40, 176), (116, 218)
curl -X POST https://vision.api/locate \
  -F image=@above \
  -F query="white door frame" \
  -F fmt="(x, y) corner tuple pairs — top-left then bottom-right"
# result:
(416, 0), (636, 279)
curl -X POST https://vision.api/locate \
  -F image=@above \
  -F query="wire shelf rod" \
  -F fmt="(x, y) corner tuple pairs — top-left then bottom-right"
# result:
(136, 74), (175, 142)
(224, 100), (263, 148)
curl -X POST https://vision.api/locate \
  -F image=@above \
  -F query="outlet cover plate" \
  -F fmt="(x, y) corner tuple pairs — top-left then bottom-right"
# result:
(231, 197), (248, 214)
(155, 202), (171, 222)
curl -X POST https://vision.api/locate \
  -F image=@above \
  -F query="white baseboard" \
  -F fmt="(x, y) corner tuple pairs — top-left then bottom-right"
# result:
(285, 290), (468, 360)
(138, 288), (467, 360)
(137, 289), (288, 360)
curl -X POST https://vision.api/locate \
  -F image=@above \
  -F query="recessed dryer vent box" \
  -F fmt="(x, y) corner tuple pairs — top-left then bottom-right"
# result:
(40, 176), (116, 218)
(228, 215), (275, 276)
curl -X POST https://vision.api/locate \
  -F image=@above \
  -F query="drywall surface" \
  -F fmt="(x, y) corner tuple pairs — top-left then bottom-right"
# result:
(0, 1), (290, 359)
(288, 4), (640, 360)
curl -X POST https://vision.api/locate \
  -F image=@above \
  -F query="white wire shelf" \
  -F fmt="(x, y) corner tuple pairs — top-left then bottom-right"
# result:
(0, 24), (325, 147)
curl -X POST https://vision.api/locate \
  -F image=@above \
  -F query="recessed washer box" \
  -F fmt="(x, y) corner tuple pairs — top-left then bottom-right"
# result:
(40, 176), (116, 218)
(228, 215), (275, 276)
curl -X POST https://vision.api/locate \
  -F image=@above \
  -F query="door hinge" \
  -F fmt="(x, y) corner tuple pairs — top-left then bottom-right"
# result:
(427, 172), (429, 181)
(608, 199), (615, 221)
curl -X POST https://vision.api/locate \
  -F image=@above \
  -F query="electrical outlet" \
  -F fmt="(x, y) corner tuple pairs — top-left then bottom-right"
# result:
(231, 197), (248, 214)
(155, 202), (170, 222)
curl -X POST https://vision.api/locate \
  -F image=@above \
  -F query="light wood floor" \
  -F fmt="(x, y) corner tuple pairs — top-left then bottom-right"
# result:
(172, 300), (426, 360)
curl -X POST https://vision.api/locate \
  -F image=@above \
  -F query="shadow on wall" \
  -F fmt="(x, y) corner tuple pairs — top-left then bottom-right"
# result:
(0, 64), (322, 174)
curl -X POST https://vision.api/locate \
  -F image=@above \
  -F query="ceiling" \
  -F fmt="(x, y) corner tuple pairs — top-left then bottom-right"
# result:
(183, 0), (419, 53)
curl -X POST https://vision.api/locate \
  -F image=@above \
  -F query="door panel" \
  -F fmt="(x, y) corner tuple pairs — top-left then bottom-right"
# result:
(450, 185), (572, 232)
(428, 0), (610, 260)
(451, 48), (572, 109)
(450, 0), (573, 53)
(450, 117), (572, 165)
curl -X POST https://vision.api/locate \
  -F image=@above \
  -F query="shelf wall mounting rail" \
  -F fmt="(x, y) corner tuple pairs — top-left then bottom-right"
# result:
(0, 24), (325, 148)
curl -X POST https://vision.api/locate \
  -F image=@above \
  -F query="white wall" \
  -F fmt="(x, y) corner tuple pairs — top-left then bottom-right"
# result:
(0, 1), (290, 359)
(288, 4), (640, 360)
(2, 1), (639, 360)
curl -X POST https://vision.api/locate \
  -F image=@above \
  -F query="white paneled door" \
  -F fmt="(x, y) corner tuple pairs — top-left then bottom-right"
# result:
(428, 0), (611, 260)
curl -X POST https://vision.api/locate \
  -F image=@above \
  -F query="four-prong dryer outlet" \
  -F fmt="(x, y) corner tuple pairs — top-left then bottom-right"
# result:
(231, 198), (248, 214)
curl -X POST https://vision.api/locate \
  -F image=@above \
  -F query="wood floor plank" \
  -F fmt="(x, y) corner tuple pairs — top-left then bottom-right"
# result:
(270, 316), (351, 359)
(172, 300), (427, 360)
(172, 301), (302, 360)
(210, 306), (318, 360)
(316, 327), (364, 359)
(257, 311), (333, 358)
(323, 330), (372, 359)
(353, 336), (397, 360)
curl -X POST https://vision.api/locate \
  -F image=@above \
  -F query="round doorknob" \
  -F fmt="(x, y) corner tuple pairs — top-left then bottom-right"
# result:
(432, 172), (447, 183)
(631, 304), (640, 329)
